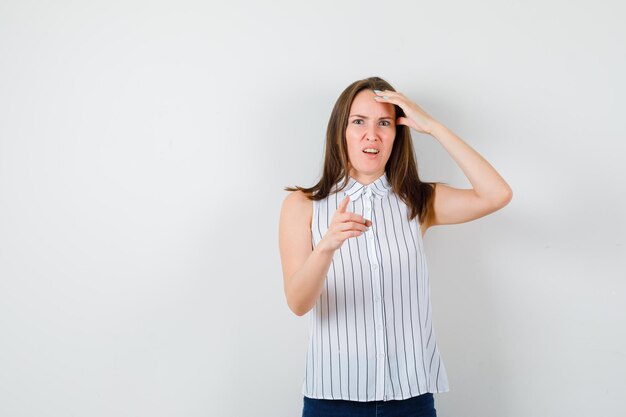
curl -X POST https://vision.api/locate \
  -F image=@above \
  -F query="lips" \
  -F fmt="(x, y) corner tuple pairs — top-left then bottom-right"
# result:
(362, 147), (380, 154)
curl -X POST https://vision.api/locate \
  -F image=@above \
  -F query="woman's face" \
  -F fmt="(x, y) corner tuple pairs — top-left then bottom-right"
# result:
(345, 89), (396, 182)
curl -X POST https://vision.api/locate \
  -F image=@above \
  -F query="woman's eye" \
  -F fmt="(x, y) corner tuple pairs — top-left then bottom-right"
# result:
(352, 119), (364, 125)
(380, 120), (391, 126)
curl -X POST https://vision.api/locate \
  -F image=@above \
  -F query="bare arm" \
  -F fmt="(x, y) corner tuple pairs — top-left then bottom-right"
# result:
(279, 191), (371, 316)
(425, 123), (513, 230)
(374, 90), (513, 232)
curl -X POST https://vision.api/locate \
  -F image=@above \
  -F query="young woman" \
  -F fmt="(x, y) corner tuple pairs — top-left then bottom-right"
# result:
(279, 76), (512, 417)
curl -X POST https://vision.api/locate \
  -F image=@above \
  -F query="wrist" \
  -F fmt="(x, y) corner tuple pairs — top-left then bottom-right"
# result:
(316, 237), (337, 255)
(428, 121), (449, 138)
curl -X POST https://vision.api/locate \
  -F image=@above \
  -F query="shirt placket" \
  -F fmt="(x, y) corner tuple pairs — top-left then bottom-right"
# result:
(363, 187), (386, 400)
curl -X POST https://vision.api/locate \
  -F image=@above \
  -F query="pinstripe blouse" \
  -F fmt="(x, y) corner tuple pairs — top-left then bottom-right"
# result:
(302, 173), (449, 402)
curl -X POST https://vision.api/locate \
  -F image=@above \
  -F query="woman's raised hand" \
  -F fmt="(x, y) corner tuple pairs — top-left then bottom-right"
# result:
(374, 89), (439, 135)
(320, 195), (372, 252)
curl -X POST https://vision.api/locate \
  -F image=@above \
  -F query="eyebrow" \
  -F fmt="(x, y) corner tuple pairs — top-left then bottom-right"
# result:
(349, 114), (394, 120)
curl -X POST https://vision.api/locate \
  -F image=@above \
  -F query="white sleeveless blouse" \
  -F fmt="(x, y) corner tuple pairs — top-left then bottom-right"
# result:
(302, 173), (449, 402)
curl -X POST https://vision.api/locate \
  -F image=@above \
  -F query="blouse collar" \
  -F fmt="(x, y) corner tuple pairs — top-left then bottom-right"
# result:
(342, 173), (391, 201)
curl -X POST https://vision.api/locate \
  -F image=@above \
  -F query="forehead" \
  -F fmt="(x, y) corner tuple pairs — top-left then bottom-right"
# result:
(349, 89), (395, 117)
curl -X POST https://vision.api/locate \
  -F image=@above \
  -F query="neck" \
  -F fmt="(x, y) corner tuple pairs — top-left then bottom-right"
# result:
(349, 170), (385, 185)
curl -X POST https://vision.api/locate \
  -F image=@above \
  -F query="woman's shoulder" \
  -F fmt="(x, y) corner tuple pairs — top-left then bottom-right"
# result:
(281, 190), (314, 228)
(283, 189), (313, 205)
(282, 190), (313, 214)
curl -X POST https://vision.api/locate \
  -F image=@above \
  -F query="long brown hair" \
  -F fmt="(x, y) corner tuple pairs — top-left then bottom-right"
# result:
(286, 76), (437, 223)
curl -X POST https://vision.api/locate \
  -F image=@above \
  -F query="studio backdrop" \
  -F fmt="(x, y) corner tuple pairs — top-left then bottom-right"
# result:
(0, 1), (624, 416)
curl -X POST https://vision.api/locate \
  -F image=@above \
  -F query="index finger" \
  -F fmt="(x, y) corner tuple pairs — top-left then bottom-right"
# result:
(337, 195), (350, 214)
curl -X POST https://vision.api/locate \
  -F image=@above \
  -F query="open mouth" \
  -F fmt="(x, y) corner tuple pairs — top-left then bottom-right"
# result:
(363, 148), (379, 154)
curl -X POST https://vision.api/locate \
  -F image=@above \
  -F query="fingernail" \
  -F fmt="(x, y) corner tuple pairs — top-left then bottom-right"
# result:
(374, 89), (382, 94)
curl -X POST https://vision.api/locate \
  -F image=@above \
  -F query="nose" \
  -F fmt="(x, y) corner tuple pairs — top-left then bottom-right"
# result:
(366, 125), (379, 141)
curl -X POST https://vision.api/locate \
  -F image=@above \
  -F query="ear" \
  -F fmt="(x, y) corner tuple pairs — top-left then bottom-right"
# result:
(397, 117), (411, 126)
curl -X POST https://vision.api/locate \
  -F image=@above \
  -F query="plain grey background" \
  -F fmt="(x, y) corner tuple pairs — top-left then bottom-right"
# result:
(1, 0), (624, 416)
